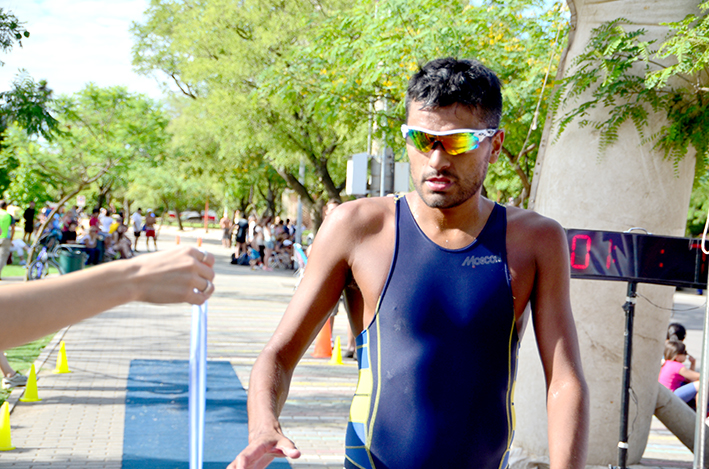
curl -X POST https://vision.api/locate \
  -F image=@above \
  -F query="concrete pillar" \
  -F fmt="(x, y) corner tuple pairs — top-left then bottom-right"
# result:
(512, 0), (700, 466)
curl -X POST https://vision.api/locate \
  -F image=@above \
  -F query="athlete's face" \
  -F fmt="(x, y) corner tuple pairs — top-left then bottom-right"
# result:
(406, 101), (504, 209)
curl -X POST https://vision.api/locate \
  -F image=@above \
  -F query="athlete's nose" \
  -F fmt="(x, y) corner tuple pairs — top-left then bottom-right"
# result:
(428, 142), (452, 171)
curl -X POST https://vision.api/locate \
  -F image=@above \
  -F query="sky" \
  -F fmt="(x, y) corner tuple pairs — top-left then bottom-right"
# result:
(0, 0), (165, 100)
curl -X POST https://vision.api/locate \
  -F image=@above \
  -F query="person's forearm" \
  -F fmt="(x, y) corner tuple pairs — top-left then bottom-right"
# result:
(246, 348), (294, 440)
(1, 247), (214, 350)
(547, 377), (589, 469)
(0, 261), (142, 349)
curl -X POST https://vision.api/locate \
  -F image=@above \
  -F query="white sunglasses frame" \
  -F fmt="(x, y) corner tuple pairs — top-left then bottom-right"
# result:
(400, 124), (498, 141)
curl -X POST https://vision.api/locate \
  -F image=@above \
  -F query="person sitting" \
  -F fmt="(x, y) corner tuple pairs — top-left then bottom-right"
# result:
(10, 238), (29, 266)
(79, 225), (102, 265)
(61, 220), (78, 244)
(659, 340), (700, 403)
(113, 222), (134, 259)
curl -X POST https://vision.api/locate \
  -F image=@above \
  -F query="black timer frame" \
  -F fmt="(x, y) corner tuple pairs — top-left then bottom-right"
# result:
(566, 229), (709, 469)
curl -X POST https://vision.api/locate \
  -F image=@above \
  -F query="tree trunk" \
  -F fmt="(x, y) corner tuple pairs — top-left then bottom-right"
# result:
(513, 1), (702, 467)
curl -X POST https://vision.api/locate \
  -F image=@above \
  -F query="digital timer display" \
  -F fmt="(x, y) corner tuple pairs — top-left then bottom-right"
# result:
(566, 229), (708, 288)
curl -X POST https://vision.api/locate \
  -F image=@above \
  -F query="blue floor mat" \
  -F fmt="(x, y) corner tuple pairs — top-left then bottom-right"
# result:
(122, 359), (290, 469)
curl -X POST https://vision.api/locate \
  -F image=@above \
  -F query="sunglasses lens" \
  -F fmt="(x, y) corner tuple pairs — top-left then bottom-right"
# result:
(406, 129), (481, 155)
(440, 134), (480, 155)
(407, 129), (435, 153)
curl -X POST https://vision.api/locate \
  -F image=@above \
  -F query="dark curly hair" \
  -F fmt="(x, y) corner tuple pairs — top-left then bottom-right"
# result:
(405, 57), (502, 128)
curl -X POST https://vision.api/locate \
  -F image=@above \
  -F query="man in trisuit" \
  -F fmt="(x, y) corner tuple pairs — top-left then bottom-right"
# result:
(230, 57), (589, 469)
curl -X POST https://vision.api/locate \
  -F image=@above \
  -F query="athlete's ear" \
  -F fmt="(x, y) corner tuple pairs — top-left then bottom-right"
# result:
(488, 129), (505, 164)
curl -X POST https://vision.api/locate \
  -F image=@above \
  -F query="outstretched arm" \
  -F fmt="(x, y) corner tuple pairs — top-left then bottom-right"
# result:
(229, 208), (354, 469)
(0, 246), (215, 350)
(531, 222), (589, 469)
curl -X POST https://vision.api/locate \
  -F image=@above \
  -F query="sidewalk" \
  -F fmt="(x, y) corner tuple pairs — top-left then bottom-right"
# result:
(0, 225), (701, 468)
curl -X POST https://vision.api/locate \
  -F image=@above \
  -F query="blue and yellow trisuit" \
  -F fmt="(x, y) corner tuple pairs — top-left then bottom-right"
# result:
(345, 196), (519, 469)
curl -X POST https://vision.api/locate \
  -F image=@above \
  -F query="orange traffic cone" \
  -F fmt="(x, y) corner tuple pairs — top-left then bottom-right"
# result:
(197, 237), (202, 247)
(312, 320), (332, 358)
(176, 235), (181, 245)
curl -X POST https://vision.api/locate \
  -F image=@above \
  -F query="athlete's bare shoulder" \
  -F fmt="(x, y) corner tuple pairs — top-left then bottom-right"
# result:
(505, 205), (568, 275)
(324, 196), (397, 239)
(506, 205), (565, 240)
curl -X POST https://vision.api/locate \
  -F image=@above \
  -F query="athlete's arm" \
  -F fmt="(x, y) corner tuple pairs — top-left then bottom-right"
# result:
(0, 247), (215, 350)
(530, 219), (589, 469)
(230, 205), (360, 469)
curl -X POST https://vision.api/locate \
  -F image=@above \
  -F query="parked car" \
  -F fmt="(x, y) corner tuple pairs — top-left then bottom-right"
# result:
(200, 210), (217, 222)
(180, 210), (216, 222)
(180, 211), (201, 221)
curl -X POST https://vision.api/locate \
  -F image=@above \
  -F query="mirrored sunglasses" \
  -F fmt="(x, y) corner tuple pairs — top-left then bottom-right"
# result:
(401, 124), (497, 155)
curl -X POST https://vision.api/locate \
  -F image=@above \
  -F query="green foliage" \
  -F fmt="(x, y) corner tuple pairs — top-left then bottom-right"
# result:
(132, 0), (568, 211)
(0, 8), (29, 59)
(0, 73), (60, 142)
(552, 9), (709, 169)
(2, 85), (170, 211)
(551, 7), (709, 234)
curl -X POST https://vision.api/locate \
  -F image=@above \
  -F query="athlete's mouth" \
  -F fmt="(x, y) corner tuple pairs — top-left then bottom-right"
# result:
(424, 175), (454, 191)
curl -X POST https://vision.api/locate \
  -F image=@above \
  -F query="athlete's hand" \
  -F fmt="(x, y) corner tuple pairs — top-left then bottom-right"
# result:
(228, 430), (300, 469)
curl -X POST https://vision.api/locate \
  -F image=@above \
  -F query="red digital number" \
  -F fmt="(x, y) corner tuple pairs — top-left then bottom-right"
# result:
(570, 234), (591, 269)
(606, 239), (614, 269)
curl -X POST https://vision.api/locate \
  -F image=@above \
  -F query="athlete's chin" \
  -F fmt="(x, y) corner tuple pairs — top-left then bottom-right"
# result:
(414, 184), (479, 210)
(418, 192), (466, 210)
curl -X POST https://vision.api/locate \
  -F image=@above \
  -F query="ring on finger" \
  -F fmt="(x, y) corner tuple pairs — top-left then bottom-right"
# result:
(201, 280), (213, 294)
(198, 248), (208, 263)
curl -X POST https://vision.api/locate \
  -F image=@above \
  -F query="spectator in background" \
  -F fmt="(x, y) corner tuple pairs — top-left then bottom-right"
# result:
(99, 208), (114, 235)
(6, 202), (22, 223)
(80, 225), (102, 265)
(67, 205), (79, 221)
(113, 221), (134, 259)
(132, 208), (143, 252)
(10, 238), (29, 266)
(233, 210), (249, 258)
(659, 340), (700, 403)
(145, 211), (157, 252)
(0, 200), (15, 280)
(61, 220), (78, 244)
(667, 323), (688, 342)
(22, 201), (36, 243)
(220, 212), (233, 248)
(89, 208), (100, 229)
(0, 351), (27, 390)
(99, 208), (115, 254)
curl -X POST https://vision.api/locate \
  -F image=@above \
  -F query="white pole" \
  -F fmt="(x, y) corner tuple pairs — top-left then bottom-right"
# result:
(190, 302), (208, 469)
(693, 220), (709, 469)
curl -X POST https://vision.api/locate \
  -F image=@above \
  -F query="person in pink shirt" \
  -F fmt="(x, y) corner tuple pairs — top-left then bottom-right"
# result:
(659, 340), (700, 402)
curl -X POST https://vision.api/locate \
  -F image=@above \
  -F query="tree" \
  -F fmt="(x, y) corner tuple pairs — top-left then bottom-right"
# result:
(132, 0), (567, 219)
(1, 84), (170, 272)
(518, 0), (703, 465)
(0, 8), (59, 195)
(261, 0), (568, 205)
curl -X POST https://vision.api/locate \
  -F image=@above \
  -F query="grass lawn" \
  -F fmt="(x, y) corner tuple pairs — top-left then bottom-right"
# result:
(0, 335), (54, 405)
(1, 264), (60, 279)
